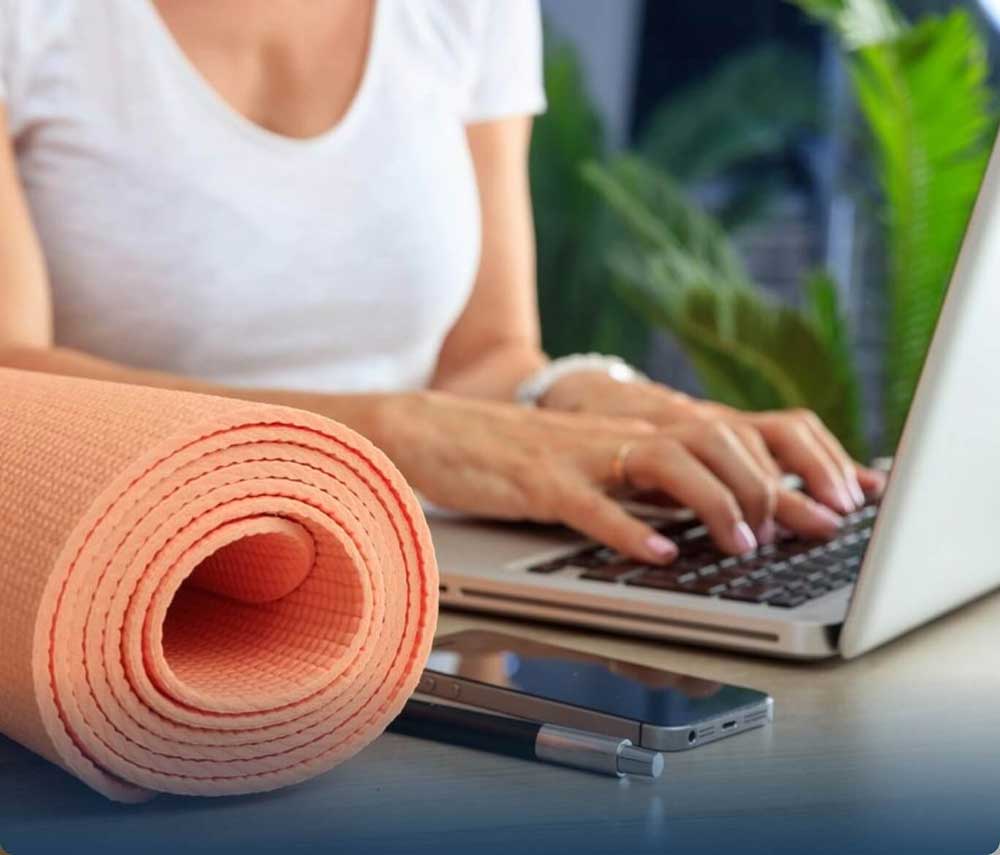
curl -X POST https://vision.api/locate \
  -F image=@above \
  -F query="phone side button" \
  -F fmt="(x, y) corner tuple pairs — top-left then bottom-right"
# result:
(418, 675), (437, 693)
(448, 681), (462, 700)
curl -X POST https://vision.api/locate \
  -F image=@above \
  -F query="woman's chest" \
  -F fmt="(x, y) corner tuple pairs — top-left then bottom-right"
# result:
(18, 70), (481, 364)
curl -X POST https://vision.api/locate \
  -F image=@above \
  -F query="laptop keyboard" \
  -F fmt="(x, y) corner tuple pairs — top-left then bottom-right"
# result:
(527, 504), (877, 609)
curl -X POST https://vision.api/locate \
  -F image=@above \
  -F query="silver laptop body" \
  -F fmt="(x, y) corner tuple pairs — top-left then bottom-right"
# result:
(433, 135), (1000, 660)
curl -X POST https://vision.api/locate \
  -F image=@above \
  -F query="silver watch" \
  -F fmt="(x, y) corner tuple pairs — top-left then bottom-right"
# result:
(515, 353), (646, 406)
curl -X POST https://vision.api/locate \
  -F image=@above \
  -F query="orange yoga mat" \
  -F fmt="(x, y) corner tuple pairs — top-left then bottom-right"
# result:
(0, 368), (438, 802)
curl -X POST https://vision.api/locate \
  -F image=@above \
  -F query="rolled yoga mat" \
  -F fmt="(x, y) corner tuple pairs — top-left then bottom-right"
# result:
(0, 368), (438, 801)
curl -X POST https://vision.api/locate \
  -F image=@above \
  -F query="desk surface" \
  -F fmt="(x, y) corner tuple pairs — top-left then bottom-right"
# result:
(2, 595), (999, 855)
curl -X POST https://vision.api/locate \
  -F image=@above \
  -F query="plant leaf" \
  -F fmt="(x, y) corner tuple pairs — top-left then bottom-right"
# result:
(606, 242), (869, 457)
(803, 270), (868, 458)
(582, 157), (748, 285)
(788, 0), (902, 48)
(637, 43), (820, 183)
(529, 33), (650, 363)
(849, 11), (995, 447)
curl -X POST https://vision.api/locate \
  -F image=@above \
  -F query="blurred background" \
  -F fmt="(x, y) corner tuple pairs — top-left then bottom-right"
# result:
(533, 0), (999, 458)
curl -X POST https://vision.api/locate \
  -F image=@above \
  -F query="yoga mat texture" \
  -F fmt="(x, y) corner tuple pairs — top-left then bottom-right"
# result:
(0, 368), (438, 801)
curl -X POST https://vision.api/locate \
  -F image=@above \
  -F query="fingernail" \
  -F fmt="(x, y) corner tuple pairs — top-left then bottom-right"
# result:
(733, 521), (758, 554)
(756, 519), (776, 546)
(830, 487), (855, 514)
(810, 503), (844, 533)
(645, 534), (678, 562)
(867, 470), (888, 496)
(848, 478), (866, 507)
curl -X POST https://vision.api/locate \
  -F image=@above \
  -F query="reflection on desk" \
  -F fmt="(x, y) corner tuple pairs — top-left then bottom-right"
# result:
(1, 594), (998, 855)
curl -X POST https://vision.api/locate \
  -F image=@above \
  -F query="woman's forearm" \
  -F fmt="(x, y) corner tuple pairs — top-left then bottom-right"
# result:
(0, 345), (404, 444)
(431, 340), (547, 401)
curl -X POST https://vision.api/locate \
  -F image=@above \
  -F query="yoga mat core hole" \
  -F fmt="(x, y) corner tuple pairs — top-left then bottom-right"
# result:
(158, 518), (362, 710)
(187, 527), (315, 604)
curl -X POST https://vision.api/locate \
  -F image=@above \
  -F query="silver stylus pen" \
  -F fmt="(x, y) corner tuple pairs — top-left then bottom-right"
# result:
(388, 699), (664, 779)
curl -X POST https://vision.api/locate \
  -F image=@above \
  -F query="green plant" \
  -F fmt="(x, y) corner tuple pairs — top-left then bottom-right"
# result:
(529, 35), (649, 363)
(585, 157), (868, 458)
(793, 0), (995, 447)
(532, 0), (993, 455)
(637, 42), (822, 227)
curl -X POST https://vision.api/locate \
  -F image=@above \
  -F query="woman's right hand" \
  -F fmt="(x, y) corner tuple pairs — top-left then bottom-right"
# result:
(369, 391), (845, 564)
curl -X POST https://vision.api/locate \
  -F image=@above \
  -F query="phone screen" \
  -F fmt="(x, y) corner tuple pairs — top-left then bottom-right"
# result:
(427, 631), (768, 727)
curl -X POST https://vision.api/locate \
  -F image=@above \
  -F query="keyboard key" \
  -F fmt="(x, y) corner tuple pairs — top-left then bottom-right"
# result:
(720, 584), (786, 604)
(569, 549), (608, 569)
(682, 525), (708, 542)
(623, 572), (690, 593)
(626, 572), (725, 596)
(668, 557), (713, 575)
(823, 573), (854, 591)
(579, 562), (644, 582)
(770, 592), (808, 608)
(528, 559), (569, 574)
(804, 585), (831, 599)
(717, 564), (753, 581)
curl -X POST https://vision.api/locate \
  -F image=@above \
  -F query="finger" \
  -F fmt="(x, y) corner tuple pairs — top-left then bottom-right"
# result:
(762, 419), (856, 514)
(684, 422), (778, 540)
(733, 423), (782, 480)
(801, 415), (866, 507)
(856, 464), (887, 497)
(626, 440), (757, 555)
(775, 488), (844, 539)
(555, 480), (679, 564)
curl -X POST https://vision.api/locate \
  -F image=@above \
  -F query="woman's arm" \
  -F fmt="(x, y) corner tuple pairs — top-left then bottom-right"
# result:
(0, 114), (52, 351)
(438, 113), (884, 510)
(0, 103), (394, 441)
(0, 103), (840, 559)
(429, 115), (548, 400)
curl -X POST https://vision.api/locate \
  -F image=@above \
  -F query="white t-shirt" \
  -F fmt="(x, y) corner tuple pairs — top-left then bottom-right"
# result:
(0, 0), (546, 392)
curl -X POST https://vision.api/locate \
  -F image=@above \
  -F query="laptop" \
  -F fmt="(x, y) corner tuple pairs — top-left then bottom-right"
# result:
(430, 135), (1000, 660)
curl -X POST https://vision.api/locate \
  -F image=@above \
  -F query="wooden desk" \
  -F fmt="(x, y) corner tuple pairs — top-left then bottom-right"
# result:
(2, 596), (999, 855)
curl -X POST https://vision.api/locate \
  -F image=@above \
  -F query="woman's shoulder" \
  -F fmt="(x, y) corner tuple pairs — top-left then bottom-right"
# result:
(388, 0), (544, 121)
(1, 0), (97, 66)
(1, 0), (82, 36)
(390, 0), (540, 70)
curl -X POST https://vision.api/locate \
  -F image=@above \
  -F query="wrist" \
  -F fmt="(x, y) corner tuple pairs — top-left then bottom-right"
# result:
(542, 371), (699, 423)
(540, 370), (628, 412)
(518, 353), (645, 409)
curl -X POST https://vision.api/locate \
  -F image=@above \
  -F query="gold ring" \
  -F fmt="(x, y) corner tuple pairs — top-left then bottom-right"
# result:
(610, 440), (638, 488)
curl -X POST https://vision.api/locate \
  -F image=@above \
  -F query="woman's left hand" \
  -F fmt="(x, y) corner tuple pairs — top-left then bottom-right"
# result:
(541, 370), (886, 515)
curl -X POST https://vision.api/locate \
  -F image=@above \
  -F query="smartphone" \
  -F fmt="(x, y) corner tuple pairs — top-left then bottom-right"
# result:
(417, 630), (773, 751)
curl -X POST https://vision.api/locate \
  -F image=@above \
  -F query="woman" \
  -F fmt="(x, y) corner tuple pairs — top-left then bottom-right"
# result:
(0, 0), (883, 564)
